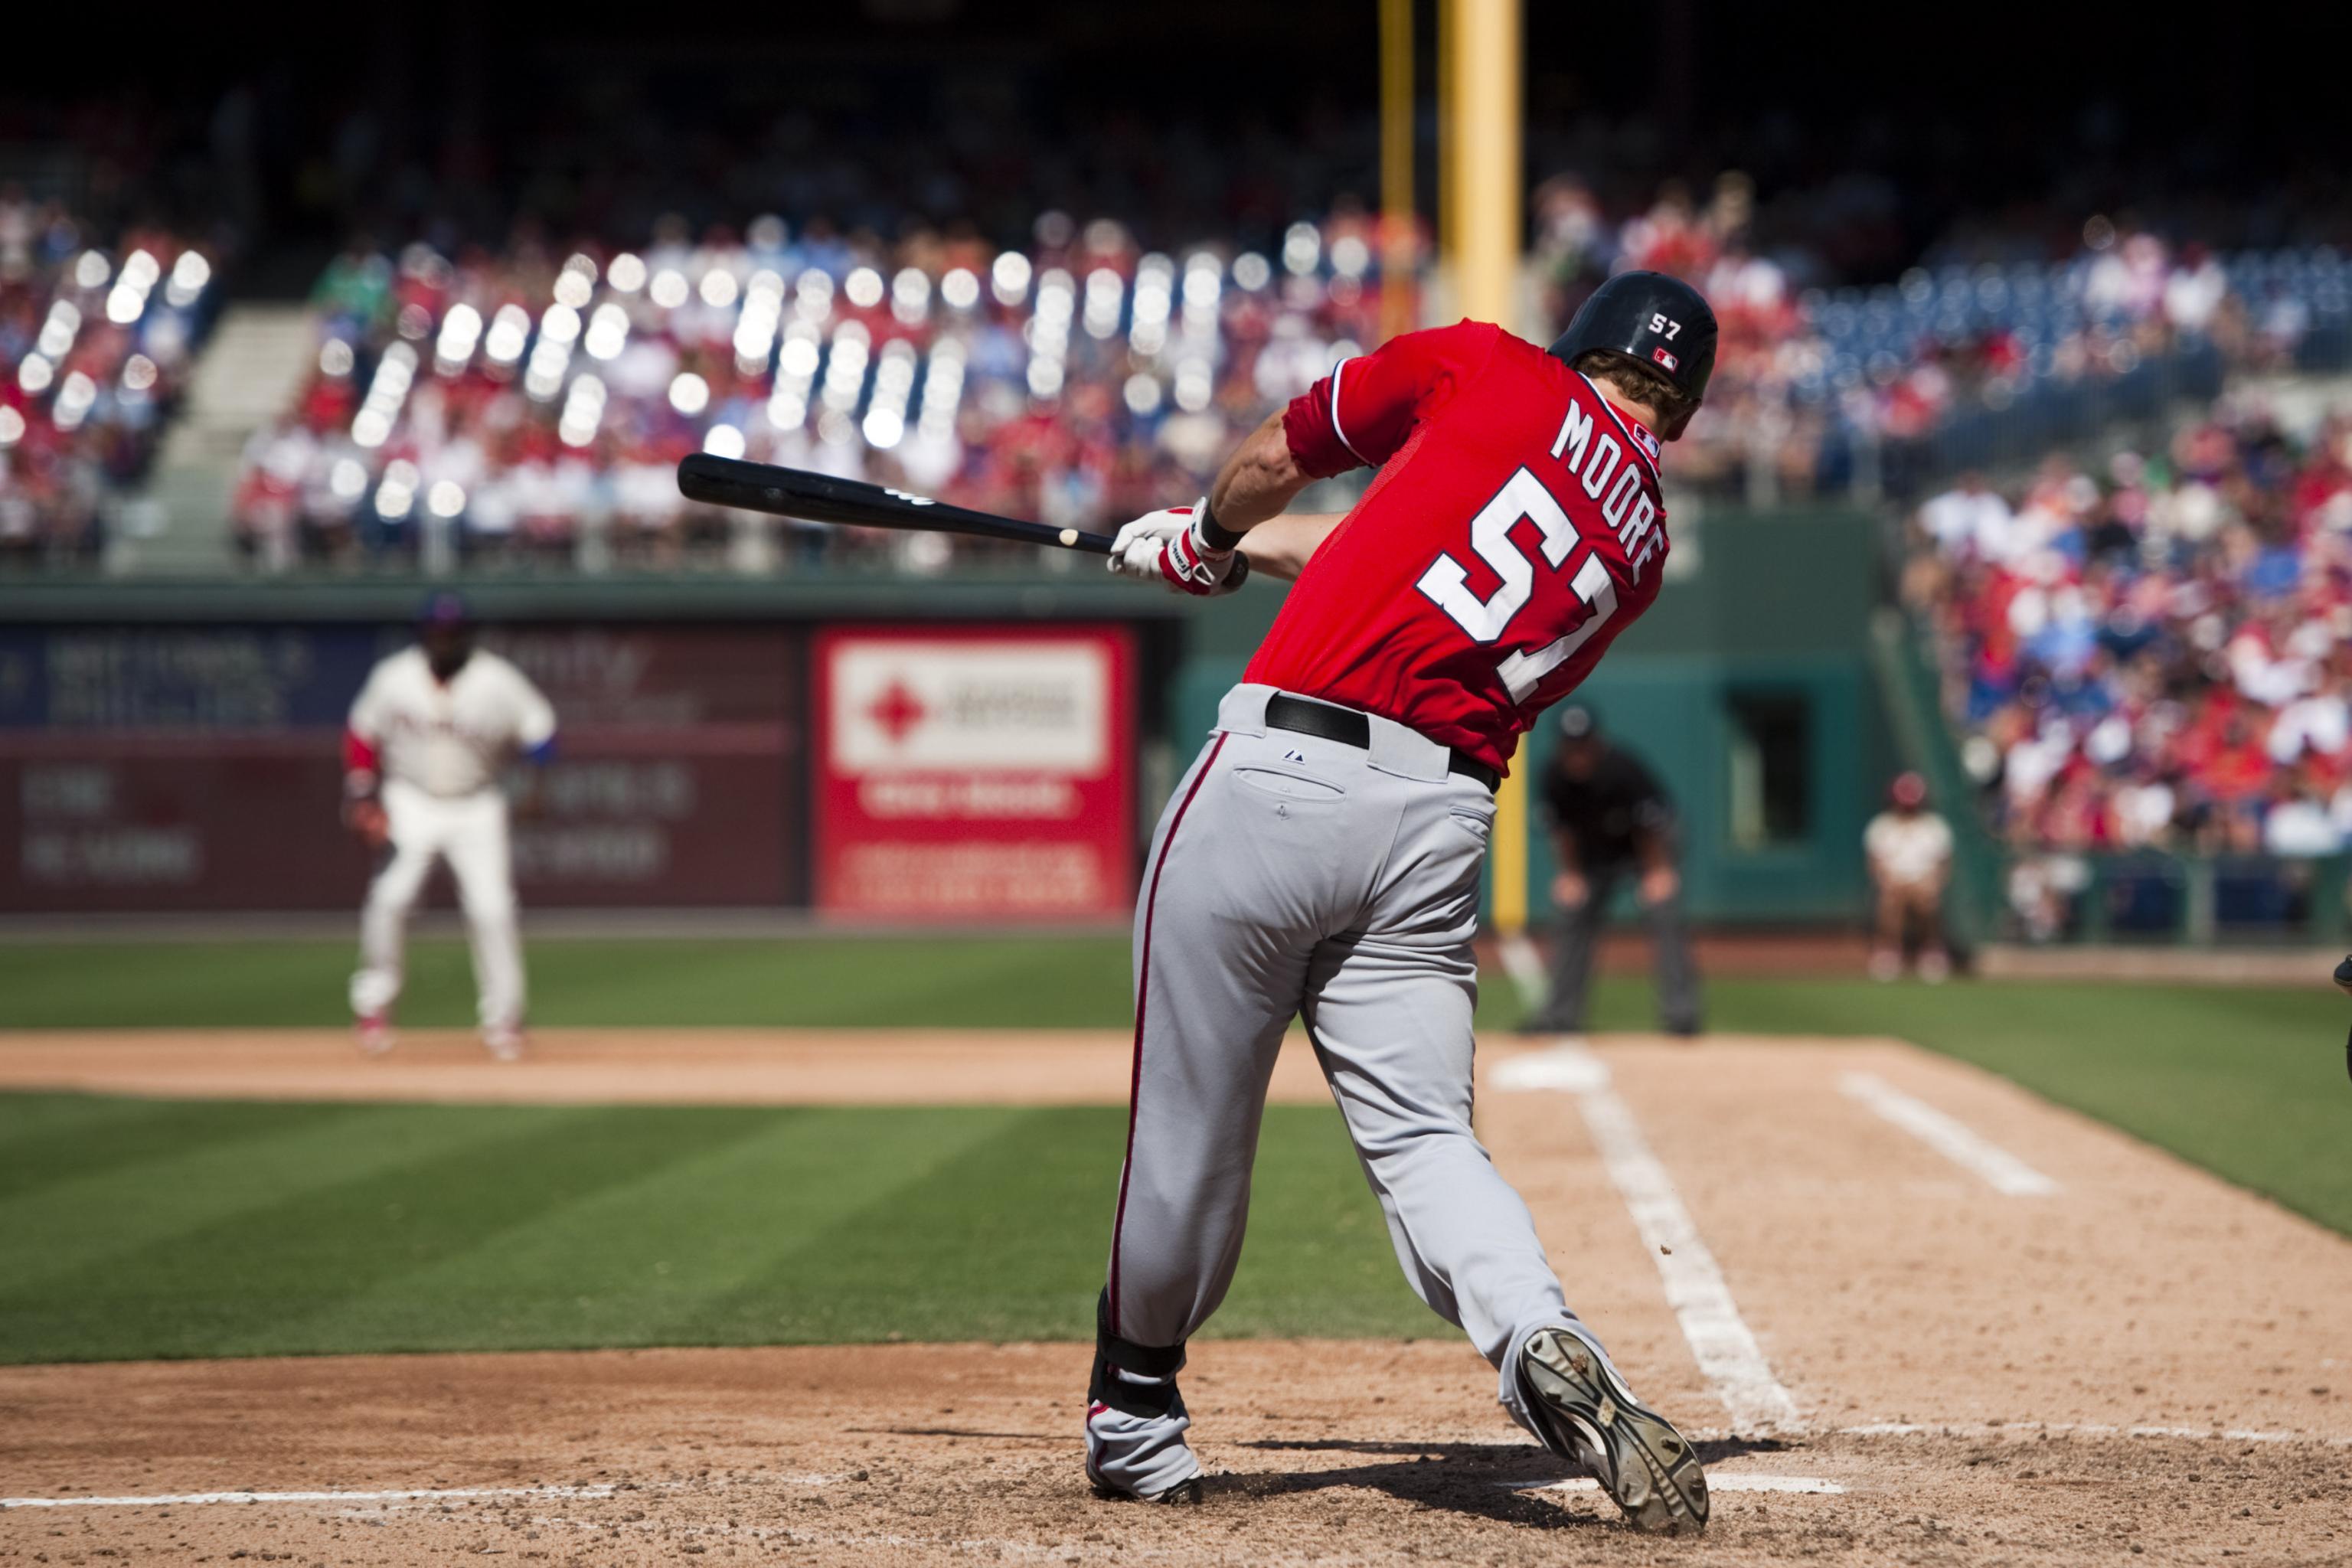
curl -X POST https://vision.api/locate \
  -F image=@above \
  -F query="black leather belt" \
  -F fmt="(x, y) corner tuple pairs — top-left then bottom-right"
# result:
(1264, 693), (1501, 792)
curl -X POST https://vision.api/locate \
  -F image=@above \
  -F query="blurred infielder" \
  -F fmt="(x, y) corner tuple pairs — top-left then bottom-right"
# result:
(343, 595), (556, 1059)
(1093, 273), (1720, 1531)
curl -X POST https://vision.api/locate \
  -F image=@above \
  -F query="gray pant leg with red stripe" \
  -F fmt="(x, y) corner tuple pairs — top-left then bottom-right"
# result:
(1087, 685), (1576, 1498)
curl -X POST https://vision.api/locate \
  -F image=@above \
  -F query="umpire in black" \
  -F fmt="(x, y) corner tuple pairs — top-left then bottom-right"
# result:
(1521, 704), (1702, 1036)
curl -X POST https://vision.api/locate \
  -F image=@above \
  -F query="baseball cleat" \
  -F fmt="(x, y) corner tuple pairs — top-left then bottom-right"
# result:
(1516, 1324), (1709, 1534)
(1084, 1457), (1204, 1504)
(482, 1025), (527, 1062)
(355, 1014), (396, 1056)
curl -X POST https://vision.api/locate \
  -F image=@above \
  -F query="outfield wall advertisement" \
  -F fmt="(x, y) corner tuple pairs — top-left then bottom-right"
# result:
(812, 626), (1135, 920)
(0, 624), (803, 913)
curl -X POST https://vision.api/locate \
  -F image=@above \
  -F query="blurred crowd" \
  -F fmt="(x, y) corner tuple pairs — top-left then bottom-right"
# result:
(234, 211), (1410, 569)
(0, 192), (217, 564)
(1539, 178), (2349, 499)
(1903, 392), (2352, 929)
(234, 190), (2352, 572)
(1533, 172), (1815, 493)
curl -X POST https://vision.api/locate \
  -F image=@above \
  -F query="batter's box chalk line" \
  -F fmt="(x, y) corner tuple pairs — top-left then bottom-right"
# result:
(1836, 1070), (2060, 1196)
(1501, 1473), (1845, 1496)
(1494, 1042), (1806, 1436)
(0, 1485), (616, 1511)
(1839, 1420), (2352, 1446)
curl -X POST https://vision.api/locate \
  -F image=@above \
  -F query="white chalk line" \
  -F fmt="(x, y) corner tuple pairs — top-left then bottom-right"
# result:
(1498, 1043), (1803, 1434)
(1840, 1420), (2352, 1446)
(1838, 1071), (2059, 1196)
(529, 1514), (1117, 1560)
(16, 1426), (2350, 1522)
(1503, 1472), (1844, 1496)
(0, 1483), (615, 1511)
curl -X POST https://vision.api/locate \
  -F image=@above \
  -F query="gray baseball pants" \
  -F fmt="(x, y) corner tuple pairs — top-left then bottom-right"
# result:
(1089, 685), (1578, 1494)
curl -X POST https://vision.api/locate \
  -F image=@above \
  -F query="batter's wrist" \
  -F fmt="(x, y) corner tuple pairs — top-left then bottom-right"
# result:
(344, 769), (379, 803)
(1194, 501), (1243, 554)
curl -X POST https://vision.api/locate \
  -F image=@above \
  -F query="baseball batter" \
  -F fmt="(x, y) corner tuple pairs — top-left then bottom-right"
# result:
(1092, 273), (1720, 1532)
(343, 596), (557, 1060)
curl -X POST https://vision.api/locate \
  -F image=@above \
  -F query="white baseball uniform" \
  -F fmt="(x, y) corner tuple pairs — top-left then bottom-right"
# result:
(1864, 809), (1953, 889)
(346, 646), (556, 1034)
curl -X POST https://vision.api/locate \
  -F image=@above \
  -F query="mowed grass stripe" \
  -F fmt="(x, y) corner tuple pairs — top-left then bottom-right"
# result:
(0, 1099), (534, 1295)
(684, 1105), (1432, 1348)
(278, 1107), (1025, 1354)
(0, 1098), (1436, 1362)
(0, 1095), (289, 1203)
(0, 1104), (756, 1363)
(0, 938), (1138, 1031)
(0, 942), (470, 1031)
(684, 1106), (1119, 1344)
(1210, 1102), (1435, 1340)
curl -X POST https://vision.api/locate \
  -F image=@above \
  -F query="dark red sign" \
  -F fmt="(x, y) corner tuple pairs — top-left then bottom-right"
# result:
(0, 625), (805, 913)
(812, 625), (1135, 920)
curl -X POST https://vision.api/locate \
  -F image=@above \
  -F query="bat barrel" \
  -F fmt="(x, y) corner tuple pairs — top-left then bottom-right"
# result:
(677, 454), (1113, 554)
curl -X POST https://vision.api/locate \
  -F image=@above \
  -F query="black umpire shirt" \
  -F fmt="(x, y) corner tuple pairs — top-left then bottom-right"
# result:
(1540, 745), (1673, 871)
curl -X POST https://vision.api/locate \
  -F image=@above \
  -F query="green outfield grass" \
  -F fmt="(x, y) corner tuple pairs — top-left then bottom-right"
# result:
(0, 1095), (1427, 1364)
(2, 935), (2347, 1364)
(0, 936), (1142, 1032)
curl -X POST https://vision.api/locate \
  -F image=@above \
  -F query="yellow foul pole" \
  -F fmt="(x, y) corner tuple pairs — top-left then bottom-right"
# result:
(1442, 0), (1529, 933)
(1378, 0), (1416, 343)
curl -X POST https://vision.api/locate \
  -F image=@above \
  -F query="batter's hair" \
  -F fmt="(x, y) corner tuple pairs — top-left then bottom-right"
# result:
(1572, 348), (1701, 430)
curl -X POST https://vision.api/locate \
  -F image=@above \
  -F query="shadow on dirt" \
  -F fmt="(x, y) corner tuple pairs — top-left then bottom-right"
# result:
(1220, 1436), (1795, 1527)
(1238, 1435), (1792, 1464)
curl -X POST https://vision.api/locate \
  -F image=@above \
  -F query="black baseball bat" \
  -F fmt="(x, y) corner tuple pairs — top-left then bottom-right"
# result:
(675, 454), (1247, 585)
(678, 453), (1109, 552)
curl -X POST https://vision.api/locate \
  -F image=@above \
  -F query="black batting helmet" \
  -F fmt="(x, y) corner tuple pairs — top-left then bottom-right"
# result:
(1547, 270), (1718, 410)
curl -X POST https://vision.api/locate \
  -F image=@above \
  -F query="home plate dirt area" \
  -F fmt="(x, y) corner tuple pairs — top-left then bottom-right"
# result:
(3, 1031), (2350, 1566)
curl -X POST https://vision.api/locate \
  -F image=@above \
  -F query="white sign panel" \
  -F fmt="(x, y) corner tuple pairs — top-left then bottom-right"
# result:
(830, 640), (1110, 774)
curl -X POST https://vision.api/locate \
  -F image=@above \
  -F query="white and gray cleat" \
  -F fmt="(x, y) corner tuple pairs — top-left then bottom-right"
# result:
(1516, 1324), (1710, 1534)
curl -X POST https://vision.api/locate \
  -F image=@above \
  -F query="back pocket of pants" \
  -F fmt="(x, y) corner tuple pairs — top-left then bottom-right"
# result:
(1231, 766), (1346, 803)
(1445, 806), (1494, 845)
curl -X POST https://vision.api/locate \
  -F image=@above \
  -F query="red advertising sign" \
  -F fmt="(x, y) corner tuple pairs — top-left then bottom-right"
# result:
(813, 626), (1135, 920)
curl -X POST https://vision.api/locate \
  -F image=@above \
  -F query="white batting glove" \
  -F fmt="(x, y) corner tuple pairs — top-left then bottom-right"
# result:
(1108, 498), (1243, 596)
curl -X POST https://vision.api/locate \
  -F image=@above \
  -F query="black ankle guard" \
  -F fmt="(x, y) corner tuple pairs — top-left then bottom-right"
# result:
(1089, 1289), (1187, 1419)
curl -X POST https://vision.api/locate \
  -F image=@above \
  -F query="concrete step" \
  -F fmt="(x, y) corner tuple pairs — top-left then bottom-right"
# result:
(124, 303), (319, 572)
(180, 305), (317, 425)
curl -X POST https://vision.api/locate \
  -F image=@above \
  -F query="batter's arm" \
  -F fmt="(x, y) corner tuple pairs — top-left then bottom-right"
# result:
(1239, 512), (1344, 582)
(1204, 410), (1315, 539)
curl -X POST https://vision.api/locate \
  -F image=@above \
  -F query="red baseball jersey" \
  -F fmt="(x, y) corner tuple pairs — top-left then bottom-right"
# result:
(1246, 320), (1671, 776)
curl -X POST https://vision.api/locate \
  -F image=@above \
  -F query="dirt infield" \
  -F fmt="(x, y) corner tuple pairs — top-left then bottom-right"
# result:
(5, 1030), (2350, 1565)
(0, 1027), (1347, 1106)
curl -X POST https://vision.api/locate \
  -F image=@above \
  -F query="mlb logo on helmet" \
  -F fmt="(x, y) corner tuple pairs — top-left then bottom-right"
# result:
(1651, 346), (1679, 371)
